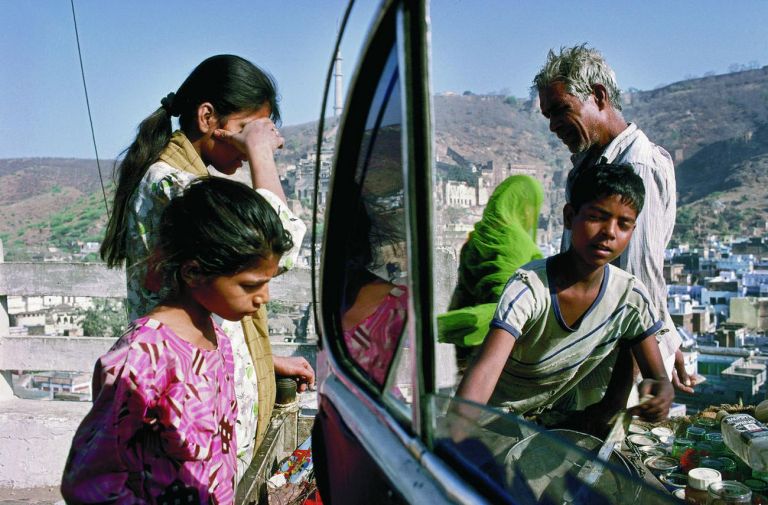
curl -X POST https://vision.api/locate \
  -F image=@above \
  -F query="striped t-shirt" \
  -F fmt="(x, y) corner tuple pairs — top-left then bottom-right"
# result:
(489, 257), (662, 415)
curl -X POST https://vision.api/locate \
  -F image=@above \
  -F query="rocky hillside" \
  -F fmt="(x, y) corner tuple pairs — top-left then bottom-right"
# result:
(1, 67), (766, 259)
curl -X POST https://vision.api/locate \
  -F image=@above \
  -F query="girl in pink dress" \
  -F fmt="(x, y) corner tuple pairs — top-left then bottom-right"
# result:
(61, 177), (294, 504)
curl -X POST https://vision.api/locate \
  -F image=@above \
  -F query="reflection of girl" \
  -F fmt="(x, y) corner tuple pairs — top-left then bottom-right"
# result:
(98, 55), (311, 478)
(341, 198), (407, 386)
(62, 178), (294, 504)
(439, 175), (544, 367)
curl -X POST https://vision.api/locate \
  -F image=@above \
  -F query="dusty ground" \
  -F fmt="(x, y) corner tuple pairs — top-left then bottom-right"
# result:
(0, 487), (62, 505)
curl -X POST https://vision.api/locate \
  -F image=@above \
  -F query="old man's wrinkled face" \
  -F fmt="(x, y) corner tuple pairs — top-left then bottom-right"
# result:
(539, 81), (601, 154)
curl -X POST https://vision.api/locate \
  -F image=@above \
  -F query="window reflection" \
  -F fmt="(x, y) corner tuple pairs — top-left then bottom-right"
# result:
(339, 48), (411, 400)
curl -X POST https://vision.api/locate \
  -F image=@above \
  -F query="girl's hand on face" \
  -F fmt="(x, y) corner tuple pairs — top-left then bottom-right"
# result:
(213, 117), (284, 156)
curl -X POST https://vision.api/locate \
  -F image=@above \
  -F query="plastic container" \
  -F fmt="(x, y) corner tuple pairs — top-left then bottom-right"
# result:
(717, 411), (768, 472)
(707, 481), (752, 504)
(685, 467), (721, 504)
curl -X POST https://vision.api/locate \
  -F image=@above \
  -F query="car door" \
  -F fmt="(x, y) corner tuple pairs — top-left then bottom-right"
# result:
(311, 1), (676, 504)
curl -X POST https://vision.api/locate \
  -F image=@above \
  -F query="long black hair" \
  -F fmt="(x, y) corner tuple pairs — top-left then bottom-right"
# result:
(100, 54), (280, 267)
(153, 177), (293, 294)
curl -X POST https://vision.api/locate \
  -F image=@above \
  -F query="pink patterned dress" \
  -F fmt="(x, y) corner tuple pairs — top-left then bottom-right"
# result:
(61, 317), (238, 504)
(343, 286), (408, 386)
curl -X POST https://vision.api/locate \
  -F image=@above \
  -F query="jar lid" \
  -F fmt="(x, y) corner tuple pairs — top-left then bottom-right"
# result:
(627, 433), (659, 446)
(688, 467), (722, 490)
(652, 426), (674, 438)
(645, 455), (679, 473)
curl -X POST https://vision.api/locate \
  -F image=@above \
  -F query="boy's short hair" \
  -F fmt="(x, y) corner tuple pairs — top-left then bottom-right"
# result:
(570, 163), (645, 214)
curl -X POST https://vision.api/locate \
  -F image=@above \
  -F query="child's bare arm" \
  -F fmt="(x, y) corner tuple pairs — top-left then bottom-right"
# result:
(456, 328), (516, 405)
(629, 334), (674, 421)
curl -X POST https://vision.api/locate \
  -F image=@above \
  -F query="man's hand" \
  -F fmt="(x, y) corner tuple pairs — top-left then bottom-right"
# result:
(672, 369), (694, 394)
(274, 355), (315, 392)
(628, 378), (673, 422)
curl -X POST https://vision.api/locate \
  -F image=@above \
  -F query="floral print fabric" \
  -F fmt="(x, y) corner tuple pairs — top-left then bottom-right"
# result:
(61, 317), (237, 504)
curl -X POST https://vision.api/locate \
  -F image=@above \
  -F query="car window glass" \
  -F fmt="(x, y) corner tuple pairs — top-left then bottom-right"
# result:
(338, 47), (412, 407)
(431, 395), (674, 504)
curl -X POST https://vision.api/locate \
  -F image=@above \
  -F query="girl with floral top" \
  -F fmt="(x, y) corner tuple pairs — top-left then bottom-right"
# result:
(98, 55), (314, 480)
(62, 177), (294, 504)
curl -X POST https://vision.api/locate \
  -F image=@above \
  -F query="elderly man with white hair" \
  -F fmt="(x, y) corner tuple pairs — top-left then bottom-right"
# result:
(533, 44), (695, 417)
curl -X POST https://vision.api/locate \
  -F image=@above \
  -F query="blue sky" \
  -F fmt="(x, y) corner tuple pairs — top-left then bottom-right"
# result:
(1, 0), (766, 159)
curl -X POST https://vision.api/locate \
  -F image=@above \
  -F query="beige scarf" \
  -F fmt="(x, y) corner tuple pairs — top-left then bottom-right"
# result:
(158, 131), (277, 452)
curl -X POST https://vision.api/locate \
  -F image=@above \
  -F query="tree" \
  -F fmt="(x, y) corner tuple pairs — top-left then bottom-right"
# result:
(81, 299), (128, 338)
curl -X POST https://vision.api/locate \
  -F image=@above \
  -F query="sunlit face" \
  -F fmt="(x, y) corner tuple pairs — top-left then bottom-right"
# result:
(200, 105), (271, 175)
(189, 254), (280, 321)
(564, 194), (638, 268)
(539, 81), (601, 154)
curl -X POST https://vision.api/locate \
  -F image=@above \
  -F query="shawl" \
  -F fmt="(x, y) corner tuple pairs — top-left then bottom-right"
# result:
(438, 175), (544, 346)
(157, 131), (277, 451)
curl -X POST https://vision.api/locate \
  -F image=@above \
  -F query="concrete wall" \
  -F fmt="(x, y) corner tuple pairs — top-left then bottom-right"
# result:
(0, 399), (90, 488)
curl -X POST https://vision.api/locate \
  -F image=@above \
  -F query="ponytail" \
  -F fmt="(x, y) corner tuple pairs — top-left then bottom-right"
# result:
(100, 106), (173, 266)
(100, 54), (279, 267)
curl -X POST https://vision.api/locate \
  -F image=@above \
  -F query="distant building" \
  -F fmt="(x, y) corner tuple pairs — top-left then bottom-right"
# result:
(664, 262), (687, 284)
(30, 371), (91, 396)
(729, 297), (768, 331)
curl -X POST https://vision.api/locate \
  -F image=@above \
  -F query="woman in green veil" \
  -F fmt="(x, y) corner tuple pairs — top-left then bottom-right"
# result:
(438, 174), (544, 371)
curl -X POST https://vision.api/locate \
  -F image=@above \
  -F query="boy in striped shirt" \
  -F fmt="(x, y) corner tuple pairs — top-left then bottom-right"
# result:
(457, 163), (673, 431)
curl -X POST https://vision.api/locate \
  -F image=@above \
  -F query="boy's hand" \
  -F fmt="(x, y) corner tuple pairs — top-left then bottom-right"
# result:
(628, 378), (673, 422)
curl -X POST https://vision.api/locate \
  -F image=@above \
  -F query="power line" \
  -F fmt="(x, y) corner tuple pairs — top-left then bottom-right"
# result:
(70, 0), (110, 220)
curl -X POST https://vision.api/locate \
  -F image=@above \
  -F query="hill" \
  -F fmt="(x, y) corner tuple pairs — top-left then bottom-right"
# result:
(1, 67), (767, 258)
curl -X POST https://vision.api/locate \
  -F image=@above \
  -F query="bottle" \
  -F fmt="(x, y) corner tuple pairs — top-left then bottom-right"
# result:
(718, 410), (768, 472)
(685, 467), (721, 504)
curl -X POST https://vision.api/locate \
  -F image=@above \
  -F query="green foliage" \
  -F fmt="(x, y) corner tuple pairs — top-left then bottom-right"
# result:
(81, 299), (128, 338)
(504, 96), (518, 106)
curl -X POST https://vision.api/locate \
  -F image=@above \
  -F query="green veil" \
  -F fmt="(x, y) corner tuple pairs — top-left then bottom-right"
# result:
(438, 174), (544, 347)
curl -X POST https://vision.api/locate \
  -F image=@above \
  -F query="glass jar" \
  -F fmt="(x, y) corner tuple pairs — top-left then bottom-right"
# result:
(716, 457), (737, 481)
(743, 479), (768, 505)
(688, 426), (708, 442)
(696, 416), (719, 432)
(706, 433), (727, 455)
(686, 467), (721, 504)
(674, 438), (696, 458)
(707, 481), (752, 505)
